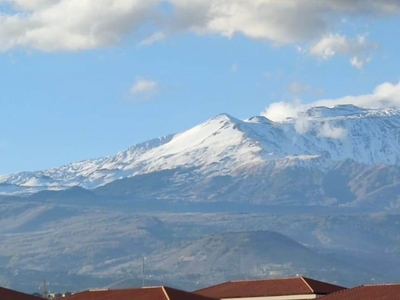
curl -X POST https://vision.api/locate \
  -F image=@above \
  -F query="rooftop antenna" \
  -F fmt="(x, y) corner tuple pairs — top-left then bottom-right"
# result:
(239, 245), (244, 276)
(142, 256), (146, 287)
(41, 280), (48, 299)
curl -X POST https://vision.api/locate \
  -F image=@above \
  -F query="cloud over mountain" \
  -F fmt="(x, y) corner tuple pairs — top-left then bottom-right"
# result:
(262, 80), (400, 122)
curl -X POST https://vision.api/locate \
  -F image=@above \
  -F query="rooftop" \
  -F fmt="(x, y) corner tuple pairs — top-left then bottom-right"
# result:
(65, 286), (217, 300)
(194, 277), (346, 298)
(0, 286), (43, 300)
(319, 284), (400, 300)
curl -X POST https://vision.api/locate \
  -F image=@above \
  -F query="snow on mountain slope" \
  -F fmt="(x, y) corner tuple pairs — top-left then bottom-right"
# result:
(1, 105), (400, 195)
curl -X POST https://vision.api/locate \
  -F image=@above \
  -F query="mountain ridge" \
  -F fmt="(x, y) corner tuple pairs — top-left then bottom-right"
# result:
(2, 105), (400, 197)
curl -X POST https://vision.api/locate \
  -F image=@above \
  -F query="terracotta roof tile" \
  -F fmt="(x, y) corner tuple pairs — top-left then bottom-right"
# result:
(65, 286), (217, 300)
(0, 286), (43, 300)
(319, 284), (400, 300)
(195, 277), (346, 298)
(163, 287), (218, 300)
(302, 277), (346, 294)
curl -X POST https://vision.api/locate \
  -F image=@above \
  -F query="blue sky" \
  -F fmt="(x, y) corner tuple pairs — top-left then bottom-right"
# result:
(1, 0), (400, 174)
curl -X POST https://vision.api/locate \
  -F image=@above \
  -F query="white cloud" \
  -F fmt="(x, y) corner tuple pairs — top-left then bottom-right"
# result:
(310, 34), (364, 59)
(318, 123), (347, 139)
(262, 100), (348, 138)
(138, 32), (166, 47)
(263, 100), (302, 122)
(1, 0), (56, 10)
(309, 34), (376, 68)
(130, 79), (158, 99)
(350, 56), (371, 69)
(262, 80), (400, 123)
(315, 81), (400, 108)
(294, 116), (310, 135)
(0, 0), (158, 52)
(168, 0), (400, 44)
(0, 0), (399, 52)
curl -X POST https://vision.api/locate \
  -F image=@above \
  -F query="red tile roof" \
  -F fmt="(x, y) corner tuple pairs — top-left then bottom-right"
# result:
(65, 286), (217, 300)
(0, 286), (43, 300)
(319, 284), (400, 300)
(195, 277), (346, 298)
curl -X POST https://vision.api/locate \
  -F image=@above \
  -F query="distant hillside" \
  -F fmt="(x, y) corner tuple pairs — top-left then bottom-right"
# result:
(142, 231), (385, 289)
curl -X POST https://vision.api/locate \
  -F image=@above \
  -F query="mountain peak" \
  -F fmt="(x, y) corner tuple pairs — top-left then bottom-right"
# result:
(127, 134), (175, 151)
(3, 105), (400, 195)
(208, 113), (242, 124)
(304, 104), (366, 119)
(245, 115), (274, 124)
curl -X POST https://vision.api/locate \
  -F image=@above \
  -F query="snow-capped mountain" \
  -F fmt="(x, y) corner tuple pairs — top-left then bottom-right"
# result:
(2, 104), (400, 196)
(3, 105), (400, 292)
